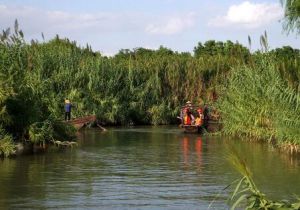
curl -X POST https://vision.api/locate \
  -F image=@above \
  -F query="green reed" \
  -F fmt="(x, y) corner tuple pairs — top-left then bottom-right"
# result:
(1, 21), (300, 153)
(218, 54), (300, 149)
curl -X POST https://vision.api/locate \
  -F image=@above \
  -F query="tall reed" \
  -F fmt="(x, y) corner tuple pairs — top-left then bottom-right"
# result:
(218, 54), (300, 148)
(1, 22), (300, 150)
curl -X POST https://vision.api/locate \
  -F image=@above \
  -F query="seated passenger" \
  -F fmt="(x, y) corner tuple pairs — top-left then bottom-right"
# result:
(184, 114), (191, 125)
(183, 108), (190, 125)
(195, 108), (204, 126)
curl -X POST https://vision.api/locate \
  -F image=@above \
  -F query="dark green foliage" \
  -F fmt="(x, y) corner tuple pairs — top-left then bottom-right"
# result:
(194, 40), (250, 60)
(0, 140), (15, 157)
(51, 121), (76, 142)
(0, 22), (76, 147)
(29, 120), (54, 145)
(0, 128), (16, 157)
(28, 120), (76, 145)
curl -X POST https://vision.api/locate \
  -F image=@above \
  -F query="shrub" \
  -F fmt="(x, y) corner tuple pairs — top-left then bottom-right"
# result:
(0, 128), (16, 157)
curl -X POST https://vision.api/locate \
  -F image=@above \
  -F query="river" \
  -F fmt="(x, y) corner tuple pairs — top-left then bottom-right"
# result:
(1, 126), (300, 209)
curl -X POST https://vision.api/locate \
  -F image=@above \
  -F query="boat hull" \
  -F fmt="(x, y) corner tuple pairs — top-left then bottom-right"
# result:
(181, 125), (204, 134)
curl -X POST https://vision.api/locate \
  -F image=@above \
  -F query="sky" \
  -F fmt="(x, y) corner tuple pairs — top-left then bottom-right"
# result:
(0, 0), (299, 55)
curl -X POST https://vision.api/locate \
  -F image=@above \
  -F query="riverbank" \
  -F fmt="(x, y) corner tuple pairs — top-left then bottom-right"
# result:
(0, 139), (78, 158)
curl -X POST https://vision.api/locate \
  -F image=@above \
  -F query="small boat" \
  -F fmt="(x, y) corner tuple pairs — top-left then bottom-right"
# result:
(66, 115), (96, 130)
(180, 124), (205, 134)
(178, 102), (207, 134)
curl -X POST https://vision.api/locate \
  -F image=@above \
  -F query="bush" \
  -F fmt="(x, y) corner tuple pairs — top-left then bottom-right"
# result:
(0, 128), (16, 157)
(28, 119), (76, 145)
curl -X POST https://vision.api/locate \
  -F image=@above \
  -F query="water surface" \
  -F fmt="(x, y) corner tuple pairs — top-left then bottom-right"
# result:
(1, 126), (300, 209)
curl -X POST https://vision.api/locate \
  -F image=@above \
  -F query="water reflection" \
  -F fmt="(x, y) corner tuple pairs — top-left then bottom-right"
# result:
(182, 137), (189, 166)
(181, 136), (203, 170)
(196, 137), (203, 170)
(0, 127), (300, 209)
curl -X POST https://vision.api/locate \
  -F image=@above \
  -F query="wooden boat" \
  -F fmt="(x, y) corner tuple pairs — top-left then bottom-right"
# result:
(66, 115), (96, 130)
(179, 103), (206, 134)
(180, 120), (222, 134)
(180, 124), (205, 134)
(66, 115), (107, 131)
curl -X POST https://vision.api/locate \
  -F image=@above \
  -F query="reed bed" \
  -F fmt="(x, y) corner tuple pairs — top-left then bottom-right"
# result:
(218, 54), (300, 149)
(1, 21), (300, 155)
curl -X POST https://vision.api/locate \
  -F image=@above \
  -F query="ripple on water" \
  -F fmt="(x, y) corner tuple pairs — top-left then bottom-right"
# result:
(1, 127), (300, 209)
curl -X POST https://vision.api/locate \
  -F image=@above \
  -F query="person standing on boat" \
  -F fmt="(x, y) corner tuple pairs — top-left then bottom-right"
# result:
(64, 99), (72, 121)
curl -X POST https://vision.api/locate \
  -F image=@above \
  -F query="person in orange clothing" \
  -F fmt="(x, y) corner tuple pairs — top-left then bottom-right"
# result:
(183, 108), (191, 125)
(180, 101), (194, 125)
(195, 108), (204, 126)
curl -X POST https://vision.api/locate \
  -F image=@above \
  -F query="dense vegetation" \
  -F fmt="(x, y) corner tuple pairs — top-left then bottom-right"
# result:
(0, 18), (300, 157)
(217, 42), (300, 151)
